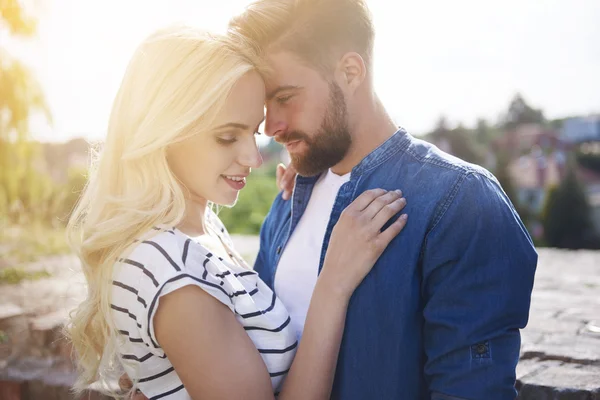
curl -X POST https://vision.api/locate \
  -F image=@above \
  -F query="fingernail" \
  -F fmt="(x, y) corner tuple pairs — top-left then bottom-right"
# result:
(395, 189), (402, 195)
(401, 214), (408, 220)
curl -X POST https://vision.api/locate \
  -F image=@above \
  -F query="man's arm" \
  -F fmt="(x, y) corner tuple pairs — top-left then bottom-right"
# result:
(421, 171), (537, 400)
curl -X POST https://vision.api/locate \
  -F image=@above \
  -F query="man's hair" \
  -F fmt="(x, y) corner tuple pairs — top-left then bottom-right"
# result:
(228, 0), (375, 75)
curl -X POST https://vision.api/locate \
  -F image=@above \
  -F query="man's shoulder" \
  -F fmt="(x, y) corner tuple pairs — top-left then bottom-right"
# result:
(400, 134), (494, 181)
(369, 133), (504, 213)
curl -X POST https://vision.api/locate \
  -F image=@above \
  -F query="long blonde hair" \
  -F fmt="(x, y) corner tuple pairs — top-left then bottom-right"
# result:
(66, 25), (260, 395)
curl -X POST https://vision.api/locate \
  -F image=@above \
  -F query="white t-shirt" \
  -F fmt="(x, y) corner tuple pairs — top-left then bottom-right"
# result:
(274, 169), (351, 340)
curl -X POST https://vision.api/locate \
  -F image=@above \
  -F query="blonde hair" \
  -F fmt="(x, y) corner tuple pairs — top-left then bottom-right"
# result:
(228, 0), (375, 75)
(66, 25), (260, 396)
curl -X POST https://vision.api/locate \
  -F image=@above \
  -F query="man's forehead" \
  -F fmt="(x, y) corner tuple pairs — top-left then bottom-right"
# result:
(262, 51), (323, 92)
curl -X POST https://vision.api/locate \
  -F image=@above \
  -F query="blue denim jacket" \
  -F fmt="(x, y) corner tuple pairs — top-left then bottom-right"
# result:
(254, 129), (537, 399)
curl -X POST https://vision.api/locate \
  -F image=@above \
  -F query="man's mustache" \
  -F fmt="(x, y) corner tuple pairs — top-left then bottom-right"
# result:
(275, 131), (311, 145)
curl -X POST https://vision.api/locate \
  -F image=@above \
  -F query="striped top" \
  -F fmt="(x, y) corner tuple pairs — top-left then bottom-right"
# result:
(110, 212), (297, 399)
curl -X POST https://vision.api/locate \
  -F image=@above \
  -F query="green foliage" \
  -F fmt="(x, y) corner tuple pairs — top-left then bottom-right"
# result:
(445, 126), (485, 165)
(0, 155), (87, 227)
(501, 93), (545, 131)
(495, 152), (518, 205)
(426, 117), (485, 165)
(0, 0), (70, 266)
(542, 167), (599, 249)
(0, 222), (72, 264)
(217, 162), (280, 235)
(0, 267), (51, 285)
(0, 0), (38, 36)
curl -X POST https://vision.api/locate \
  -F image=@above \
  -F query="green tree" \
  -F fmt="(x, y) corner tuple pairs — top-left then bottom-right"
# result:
(542, 167), (599, 249)
(0, 0), (49, 141)
(494, 150), (535, 228)
(500, 93), (545, 131)
(217, 162), (280, 235)
(427, 117), (484, 165)
(0, 0), (52, 221)
(495, 152), (518, 206)
(475, 118), (491, 145)
(446, 124), (484, 165)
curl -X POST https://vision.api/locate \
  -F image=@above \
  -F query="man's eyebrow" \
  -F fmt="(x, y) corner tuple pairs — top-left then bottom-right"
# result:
(266, 85), (301, 101)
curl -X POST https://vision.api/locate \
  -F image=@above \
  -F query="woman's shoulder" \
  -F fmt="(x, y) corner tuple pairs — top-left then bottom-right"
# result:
(129, 227), (182, 262)
(113, 227), (187, 287)
(114, 225), (244, 293)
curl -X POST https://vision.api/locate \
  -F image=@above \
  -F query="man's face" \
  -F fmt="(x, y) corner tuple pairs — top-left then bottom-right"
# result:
(264, 51), (352, 177)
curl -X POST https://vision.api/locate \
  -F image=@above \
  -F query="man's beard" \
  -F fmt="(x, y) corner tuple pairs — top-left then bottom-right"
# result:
(280, 82), (351, 177)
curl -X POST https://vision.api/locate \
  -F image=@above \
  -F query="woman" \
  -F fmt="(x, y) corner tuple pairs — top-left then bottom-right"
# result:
(67, 26), (408, 400)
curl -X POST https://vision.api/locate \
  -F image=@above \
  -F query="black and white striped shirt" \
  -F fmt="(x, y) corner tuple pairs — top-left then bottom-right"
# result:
(111, 213), (296, 399)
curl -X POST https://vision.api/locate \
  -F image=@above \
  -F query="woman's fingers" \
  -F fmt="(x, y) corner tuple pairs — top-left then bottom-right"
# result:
(376, 213), (408, 249)
(371, 195), (407, 232)
(347, 189), (389, 212)
(361, 190), (403, 220)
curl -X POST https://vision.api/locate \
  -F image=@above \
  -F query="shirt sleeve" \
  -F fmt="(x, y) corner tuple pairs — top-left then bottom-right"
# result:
(421, 171), (538, 400)
(123, 235), (235, 357)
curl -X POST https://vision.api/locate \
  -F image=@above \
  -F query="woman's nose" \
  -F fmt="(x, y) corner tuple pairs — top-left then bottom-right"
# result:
(239, 139), (263, 169)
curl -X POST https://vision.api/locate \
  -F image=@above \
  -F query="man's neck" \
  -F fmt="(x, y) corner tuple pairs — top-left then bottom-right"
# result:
(330, 97), (398, 175)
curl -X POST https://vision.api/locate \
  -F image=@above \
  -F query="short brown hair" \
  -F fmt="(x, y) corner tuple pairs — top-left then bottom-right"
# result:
(228, 0), (375, 75)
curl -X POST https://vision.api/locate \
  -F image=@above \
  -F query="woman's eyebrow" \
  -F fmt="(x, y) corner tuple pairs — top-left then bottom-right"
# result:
(214, 122), (249, 130)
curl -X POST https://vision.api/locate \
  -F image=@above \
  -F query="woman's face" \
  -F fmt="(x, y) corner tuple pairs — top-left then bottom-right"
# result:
(168, 71), (265, 207)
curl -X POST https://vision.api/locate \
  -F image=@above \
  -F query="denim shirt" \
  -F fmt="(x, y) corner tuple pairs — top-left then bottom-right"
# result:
(254, 129), (538, 400)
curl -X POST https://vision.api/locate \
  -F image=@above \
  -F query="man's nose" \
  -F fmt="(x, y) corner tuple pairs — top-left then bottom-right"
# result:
(265, 107), (287, 138)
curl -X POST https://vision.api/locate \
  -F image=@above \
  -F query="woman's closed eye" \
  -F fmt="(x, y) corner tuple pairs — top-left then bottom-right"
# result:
(217, 131), (262, 146)
(217, 136), (237, 145)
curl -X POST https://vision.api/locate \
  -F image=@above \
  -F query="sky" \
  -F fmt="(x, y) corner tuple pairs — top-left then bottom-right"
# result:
(6, 0), (600, 142)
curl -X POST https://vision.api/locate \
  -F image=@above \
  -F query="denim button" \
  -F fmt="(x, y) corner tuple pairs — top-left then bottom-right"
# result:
(476, 343), (488, 354)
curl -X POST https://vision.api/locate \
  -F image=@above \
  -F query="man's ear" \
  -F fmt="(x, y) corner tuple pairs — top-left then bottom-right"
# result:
(334, 52), (366, 94)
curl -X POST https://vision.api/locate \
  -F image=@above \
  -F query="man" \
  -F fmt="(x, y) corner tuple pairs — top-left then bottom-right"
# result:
(228, 0), (538, 399)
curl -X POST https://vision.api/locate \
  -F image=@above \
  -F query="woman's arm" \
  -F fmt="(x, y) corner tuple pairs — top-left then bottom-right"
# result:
(155, 285), (275, 400)
(276, 276), (348, 400)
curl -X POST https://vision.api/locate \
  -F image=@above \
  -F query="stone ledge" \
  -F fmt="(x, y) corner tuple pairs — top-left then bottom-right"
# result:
(517, 359), (600, 399)
(1, 247), (599, 399)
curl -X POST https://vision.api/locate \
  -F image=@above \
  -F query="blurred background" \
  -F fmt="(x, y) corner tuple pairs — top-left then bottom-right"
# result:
(0, 0), (599, 399)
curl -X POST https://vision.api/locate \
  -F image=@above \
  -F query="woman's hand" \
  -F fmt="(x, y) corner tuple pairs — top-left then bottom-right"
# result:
(118, 374), (148, 400)
(321, 189), (407, 297)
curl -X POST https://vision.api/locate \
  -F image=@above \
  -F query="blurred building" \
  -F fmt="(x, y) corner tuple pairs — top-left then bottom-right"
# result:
(492, 123), (567, 159)
(508, 148), (566, 215)
(561, 115), (600, 144)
